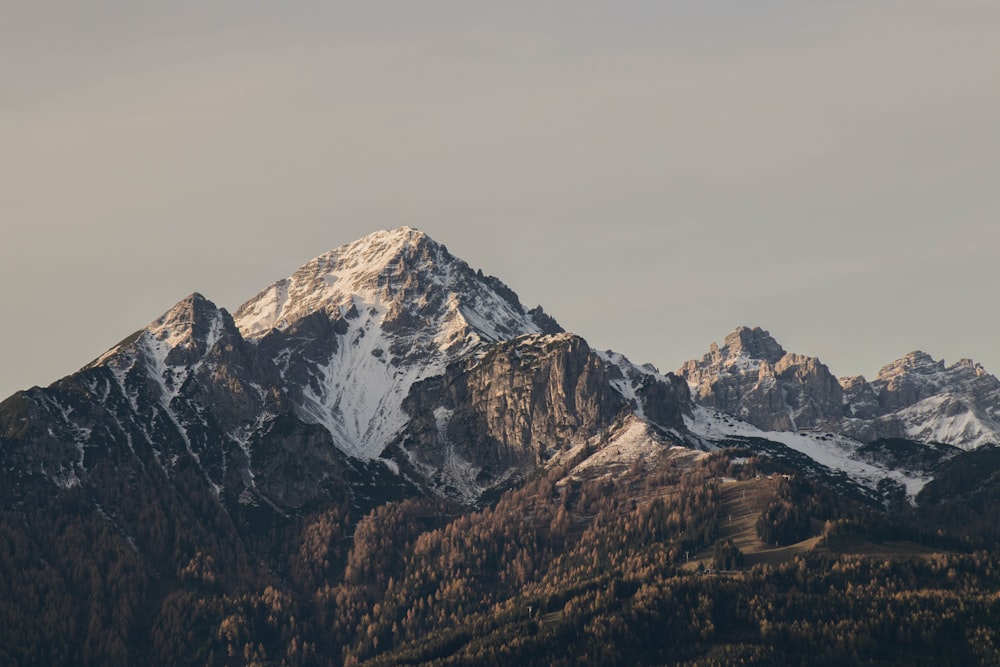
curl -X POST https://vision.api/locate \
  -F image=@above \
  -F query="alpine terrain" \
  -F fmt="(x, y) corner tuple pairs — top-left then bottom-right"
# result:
(2, 228), (999, 666)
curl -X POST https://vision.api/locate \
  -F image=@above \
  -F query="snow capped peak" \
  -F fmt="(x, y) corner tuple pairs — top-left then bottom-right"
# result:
(233, 227), (549, 343)
(88, 292), (231, 371)
(230, 228), (561, 459)
(146, 293), (228, 358)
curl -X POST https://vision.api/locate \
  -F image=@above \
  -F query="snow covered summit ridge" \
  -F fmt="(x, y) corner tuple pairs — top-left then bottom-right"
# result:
(233, 227), (553, 343)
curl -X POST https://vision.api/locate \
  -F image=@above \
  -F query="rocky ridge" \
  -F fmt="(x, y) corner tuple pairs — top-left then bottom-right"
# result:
(5, 229), (999, 516)
(680, 327), (1000, 450)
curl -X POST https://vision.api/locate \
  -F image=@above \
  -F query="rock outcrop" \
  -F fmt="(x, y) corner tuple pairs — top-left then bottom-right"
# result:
(839, 352), (1000, 448)
(393, 333), (690, 498)
(678, 326), (842, 431)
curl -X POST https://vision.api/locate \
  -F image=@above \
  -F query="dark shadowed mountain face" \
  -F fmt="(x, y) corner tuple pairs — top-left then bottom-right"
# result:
(2, 228), (1000, 666)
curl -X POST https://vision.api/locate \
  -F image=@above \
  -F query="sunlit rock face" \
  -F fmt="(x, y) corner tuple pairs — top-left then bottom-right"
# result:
(839, 352), (1000, 449)
(680, 327), (1000, 450)
(679, 326), (842, 432)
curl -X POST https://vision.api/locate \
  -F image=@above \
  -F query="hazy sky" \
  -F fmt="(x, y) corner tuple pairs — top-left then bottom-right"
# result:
(3, 2), (999, 399)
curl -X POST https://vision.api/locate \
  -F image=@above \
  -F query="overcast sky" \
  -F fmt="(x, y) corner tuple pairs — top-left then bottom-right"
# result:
(2, 2), (999, 399)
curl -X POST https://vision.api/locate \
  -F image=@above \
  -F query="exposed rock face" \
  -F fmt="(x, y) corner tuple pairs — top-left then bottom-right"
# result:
(397, 334), (625, 497)
(839, 352), (1000, 448)
(391, 333), (692, 499)
(678, 326), (842, 431)
(873, 352), (950, 412)
(841, 375), (880, 420)
(773, 353), (845, 428)
(681, 327), (1000, 450)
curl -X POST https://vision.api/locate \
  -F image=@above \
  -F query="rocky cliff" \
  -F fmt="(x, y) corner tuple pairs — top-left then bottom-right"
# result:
(678, 326), (842, 431)
(839, 352), (1000, 448)
(680, 327), (1000, 449)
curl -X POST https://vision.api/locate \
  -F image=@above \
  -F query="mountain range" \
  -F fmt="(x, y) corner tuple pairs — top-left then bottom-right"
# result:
(2, 227), (999, 666)
(6, 227), (996, 508)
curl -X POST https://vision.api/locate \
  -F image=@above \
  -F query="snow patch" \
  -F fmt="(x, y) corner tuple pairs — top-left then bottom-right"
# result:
(896, 394), (1000, 449)
(686, 405), (932, 500)
(569, 418), (664, 475)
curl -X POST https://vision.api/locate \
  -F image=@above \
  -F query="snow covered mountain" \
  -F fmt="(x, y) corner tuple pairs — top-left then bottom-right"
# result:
(840, 352), (1000, 448)
(4, 229), (999, 515)
(232, 227), (560, 460)
(0, 228), (688, 507)
(680, 326), (1000, 451)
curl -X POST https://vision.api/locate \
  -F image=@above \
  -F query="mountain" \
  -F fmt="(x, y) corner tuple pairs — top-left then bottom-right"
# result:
(232, 227), (562, 461)
(679, 326), (1000, 451)
(679, 326), (843, 432)
(0, 227), (691, 511)
(4, 232), (994, 514)
(840, 351), (1000, 448)
(3, 229), (1000, 666)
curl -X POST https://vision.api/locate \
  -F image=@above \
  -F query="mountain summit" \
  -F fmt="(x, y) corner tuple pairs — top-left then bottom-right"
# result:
(839, 351), (1000, 448)
(679, 326), (843, 431)
(232, 227), (561, 459)
(234, 227), (558, 343)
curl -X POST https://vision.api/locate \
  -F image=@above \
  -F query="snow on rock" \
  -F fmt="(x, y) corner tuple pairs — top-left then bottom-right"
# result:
(568, 416), (682, 476)
(685, 405), (933, 500)
(895, 394), (1000, 449)
(841, 352), (1000, 450)
(681, 328), (1000, 451)
(233, 227), (553, 459)
(597, 350), (658, 420)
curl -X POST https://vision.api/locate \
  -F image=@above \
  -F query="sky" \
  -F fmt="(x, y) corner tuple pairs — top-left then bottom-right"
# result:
(2, 2), (999, 399)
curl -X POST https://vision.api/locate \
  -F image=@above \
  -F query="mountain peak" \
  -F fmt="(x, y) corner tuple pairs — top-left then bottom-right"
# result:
(874, 351), (944, 383)
(231, 228), (559, 458)
(721, 326), (786, 363)
(336, 226), (434, 267)
(679, 326), (841, 432)
(233, 228), (552, 343)
(233, 227), (452, 339)
(147, 292), (227, 351)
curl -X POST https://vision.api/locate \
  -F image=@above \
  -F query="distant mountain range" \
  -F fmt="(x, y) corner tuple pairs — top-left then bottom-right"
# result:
(2, 227), (999, 666)
(680, 324), (1000, 449)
